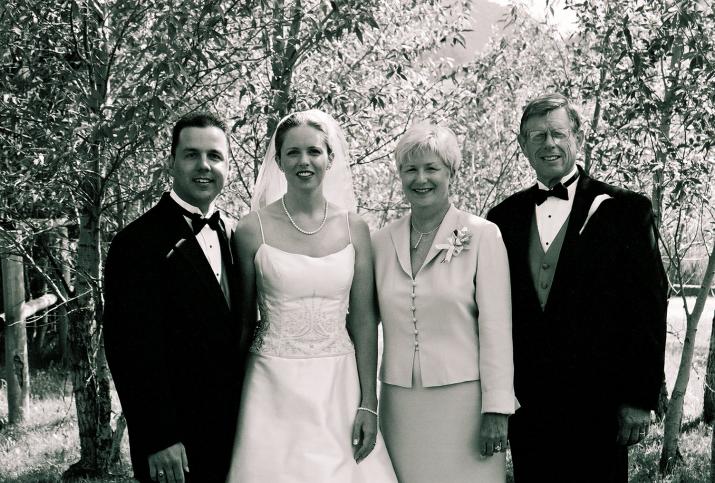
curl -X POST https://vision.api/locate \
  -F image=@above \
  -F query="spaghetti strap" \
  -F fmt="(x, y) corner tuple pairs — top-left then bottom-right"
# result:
(256, 212), (266, 244)
(346, 212), (352, 244)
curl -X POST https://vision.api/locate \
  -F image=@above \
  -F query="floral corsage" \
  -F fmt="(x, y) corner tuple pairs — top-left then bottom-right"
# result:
(435, 226), (472, 263)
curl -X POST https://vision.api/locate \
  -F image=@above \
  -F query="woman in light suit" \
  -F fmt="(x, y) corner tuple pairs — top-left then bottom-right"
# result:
(373, 124), (516, 483)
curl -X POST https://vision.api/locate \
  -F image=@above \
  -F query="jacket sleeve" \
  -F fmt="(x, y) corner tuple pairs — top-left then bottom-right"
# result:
(103, 230), (182, 455)
(474, 221), (517, 414)
(613, 195), (668, 410)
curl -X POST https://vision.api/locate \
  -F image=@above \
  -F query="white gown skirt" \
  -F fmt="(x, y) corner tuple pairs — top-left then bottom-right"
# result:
(227, 352), (397, 482)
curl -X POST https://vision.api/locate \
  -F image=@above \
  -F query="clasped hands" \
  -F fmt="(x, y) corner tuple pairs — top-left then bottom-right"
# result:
(149, 442), (189, 483)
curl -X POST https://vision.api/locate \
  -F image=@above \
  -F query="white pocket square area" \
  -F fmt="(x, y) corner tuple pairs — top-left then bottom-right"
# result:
(579, 194), (613, 235)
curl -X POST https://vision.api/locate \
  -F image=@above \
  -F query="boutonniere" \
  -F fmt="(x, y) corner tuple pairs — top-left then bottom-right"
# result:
(579, 194), (613, 235)
(166, 238), (186, 259)
(435, 226), (472, 263)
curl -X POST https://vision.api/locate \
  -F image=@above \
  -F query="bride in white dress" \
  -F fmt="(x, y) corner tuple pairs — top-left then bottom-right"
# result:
(227, 109), (397, 482)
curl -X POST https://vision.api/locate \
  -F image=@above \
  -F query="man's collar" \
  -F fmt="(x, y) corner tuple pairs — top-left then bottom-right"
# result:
(536, 165), (580, 191)
(169, 190), (215, 217)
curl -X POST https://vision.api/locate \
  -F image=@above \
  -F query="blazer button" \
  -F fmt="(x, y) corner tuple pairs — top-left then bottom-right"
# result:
(412, 280), (417, 286)
(410, 306), (416, 311)
(541, 281), (549, 289)
(411, 293), (416, 299)
(412, 317), (417, 323)
(542, 263), (550, 269)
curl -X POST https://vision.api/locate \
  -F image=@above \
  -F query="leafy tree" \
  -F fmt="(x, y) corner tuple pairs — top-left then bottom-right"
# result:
(560, 0), (715, 473)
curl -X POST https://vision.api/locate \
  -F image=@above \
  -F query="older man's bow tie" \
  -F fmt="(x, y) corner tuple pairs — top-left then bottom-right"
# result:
(533, 172), (579, 205)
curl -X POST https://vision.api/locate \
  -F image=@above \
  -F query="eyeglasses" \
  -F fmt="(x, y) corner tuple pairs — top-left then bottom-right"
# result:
(524, 128), (573, 144)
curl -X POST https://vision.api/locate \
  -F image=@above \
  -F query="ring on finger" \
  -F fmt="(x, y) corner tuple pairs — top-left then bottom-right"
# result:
(158, 470), (165, 478)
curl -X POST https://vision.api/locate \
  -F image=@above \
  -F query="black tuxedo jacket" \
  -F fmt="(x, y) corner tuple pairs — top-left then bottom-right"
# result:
(104, 193), (244, 482)
(487, 168), (667, 414)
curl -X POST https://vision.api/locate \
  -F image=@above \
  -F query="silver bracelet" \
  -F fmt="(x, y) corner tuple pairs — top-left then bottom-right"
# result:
(357, 406), (378, 418)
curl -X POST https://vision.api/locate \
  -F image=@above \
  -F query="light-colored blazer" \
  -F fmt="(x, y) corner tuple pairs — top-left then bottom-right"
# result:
(373, 204), (516, 414)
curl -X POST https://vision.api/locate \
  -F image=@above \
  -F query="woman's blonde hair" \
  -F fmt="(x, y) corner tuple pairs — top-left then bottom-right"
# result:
(394, 123), (461, 174)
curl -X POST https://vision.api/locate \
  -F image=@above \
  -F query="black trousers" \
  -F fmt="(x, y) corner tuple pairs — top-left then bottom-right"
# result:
(508, 407), (628, 483)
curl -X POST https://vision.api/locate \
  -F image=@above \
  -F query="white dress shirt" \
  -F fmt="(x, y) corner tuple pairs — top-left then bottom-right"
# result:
(169, 190), (224, 286)
(534, 165), (579, 252)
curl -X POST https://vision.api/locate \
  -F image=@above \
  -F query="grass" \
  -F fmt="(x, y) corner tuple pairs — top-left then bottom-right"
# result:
(0, 366), (133, 482)
(0, 296), (713, 482)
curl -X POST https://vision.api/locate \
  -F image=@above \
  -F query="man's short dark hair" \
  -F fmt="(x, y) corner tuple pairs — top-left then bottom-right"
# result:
(171, 112), (229, 157)
(519, 93), (582, 137)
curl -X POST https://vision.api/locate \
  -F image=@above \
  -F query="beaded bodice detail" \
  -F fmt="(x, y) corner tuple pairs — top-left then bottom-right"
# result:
(250, 244), (355, 358)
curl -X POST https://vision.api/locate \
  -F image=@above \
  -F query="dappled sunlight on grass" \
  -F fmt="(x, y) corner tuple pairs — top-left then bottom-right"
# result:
(629, 421), (711, 482)
(0, 367), (132, 482)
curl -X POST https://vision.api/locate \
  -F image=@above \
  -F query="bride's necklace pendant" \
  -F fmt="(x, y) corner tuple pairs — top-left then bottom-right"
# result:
(282, 195), (328, 235)
(410, 219), (440, 250)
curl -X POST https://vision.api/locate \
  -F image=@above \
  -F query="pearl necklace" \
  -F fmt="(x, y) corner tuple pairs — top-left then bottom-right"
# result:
(410, 218), (440, 250)
(281, 196), (328, 235)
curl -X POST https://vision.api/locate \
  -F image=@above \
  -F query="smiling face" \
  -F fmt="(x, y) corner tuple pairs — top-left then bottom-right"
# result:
(278, 125), (331, 193)
(169, 126), (229, 213)
(398, 150), (451, 211)
(518, 107), (583, 187)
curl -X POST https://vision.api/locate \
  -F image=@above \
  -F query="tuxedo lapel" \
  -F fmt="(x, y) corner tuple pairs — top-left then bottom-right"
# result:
(158, 195), (232, 315)
(507, 190), (543, 313)
(510, 190), (537, 272)
(389, 215), (412, 278)
(545, 169), (600, 311)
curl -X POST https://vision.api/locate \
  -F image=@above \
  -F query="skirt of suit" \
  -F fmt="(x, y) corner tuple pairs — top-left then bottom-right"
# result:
(379, 354), (506, 483)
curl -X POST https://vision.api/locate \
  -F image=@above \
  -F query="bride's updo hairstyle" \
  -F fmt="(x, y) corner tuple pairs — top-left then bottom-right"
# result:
(274, 111), (334, 163)
(394, 123), (461, 176)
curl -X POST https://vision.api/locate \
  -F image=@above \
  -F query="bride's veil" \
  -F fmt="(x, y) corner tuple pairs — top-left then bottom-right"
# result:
(250, 109), (358, 213)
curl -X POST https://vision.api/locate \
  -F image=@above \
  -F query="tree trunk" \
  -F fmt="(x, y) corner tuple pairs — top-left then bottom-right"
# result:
(64, 206), (114, 478)
(2, 241), (30, 424)
(705, 310), (715, 425)
(711, 415), (715, 483)
(32, 234), (50, 363)
(56, 226), (71, 365)
(661, 246), (715, 473)
(63, 0), (116, 475)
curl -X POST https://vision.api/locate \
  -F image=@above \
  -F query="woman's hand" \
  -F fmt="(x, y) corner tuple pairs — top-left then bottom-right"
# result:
(479, 412), (508, 457)
(352, 408), (378, 463)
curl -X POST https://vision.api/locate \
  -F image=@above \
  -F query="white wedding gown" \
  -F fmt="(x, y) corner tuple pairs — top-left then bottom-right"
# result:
(227, 222), (396, 482)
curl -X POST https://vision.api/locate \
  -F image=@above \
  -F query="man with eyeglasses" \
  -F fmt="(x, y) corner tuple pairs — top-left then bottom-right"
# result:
(487, 93), (667, 482)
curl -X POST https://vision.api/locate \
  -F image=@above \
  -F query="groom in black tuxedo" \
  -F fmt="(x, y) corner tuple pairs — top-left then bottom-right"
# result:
(487, 94), (667, 482)
(104, 113), (244, 483)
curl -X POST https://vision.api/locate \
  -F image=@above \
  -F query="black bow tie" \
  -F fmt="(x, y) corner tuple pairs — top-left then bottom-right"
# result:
(182, 209), (223, 235)
(533, 172), (579, 205)
(533, 183), (569, 205)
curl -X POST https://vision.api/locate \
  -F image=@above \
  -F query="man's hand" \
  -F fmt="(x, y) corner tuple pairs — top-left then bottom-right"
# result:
(479, 413), (509, 457)
(149, 442), (189, 483)
(617, 405), (651, 446)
